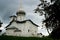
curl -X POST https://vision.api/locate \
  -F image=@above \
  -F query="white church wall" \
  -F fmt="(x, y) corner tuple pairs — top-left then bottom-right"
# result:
(5, 20), (38, 37)
(16, 22), (31, 36)
(5, 21), (17, 36)
(6, 30), (14, 36)
(25, 21), (38, 36)
(7, 22), (17, 28)
(17, 15), (26, 21)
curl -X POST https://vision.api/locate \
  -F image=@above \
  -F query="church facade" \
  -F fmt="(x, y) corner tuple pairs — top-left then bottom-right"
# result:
(5, 10), (39, 37)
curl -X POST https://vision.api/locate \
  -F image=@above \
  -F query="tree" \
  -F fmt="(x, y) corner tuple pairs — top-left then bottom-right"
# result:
(34, 0), (60, 35)
(51, 26), (60, 39)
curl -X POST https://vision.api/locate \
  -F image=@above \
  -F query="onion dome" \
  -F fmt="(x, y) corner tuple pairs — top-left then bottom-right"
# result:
(16, 10), (26, 15)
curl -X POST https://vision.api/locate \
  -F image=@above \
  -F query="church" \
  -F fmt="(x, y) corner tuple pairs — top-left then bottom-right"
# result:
(0, 0), (44, 37)
(5, 9), (39, 37)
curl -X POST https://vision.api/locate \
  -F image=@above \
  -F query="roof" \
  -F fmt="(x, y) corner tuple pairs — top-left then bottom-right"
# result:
(16, 20), (39, 27)
(6, 27), (18, 30)
(10, 15), (16, 18)
(16, 10), (26, 15)
(6, 19), (39, 28)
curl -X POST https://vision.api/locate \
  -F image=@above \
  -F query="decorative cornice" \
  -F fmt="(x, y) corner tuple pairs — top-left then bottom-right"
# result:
(6, 19), (39, 28)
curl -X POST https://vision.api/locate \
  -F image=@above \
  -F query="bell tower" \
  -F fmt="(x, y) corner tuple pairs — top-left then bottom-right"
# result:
(16, 0), (26, 21)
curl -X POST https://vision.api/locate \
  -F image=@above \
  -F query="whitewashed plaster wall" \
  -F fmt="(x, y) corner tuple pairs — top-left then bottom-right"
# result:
(17, 14), (26, 21)
(5, 21), (38, 37)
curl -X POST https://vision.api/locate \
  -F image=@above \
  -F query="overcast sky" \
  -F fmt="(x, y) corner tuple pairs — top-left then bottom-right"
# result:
(0, 0), (51, 35)
(0, 0), (44, 25)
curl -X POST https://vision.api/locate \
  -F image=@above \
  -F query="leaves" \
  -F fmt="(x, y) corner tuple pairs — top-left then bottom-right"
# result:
(35, 0), (60, 35)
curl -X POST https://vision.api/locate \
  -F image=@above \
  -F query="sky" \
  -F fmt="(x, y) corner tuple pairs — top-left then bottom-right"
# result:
(0, 0), (44, 25)
(0, 0), (51, 35)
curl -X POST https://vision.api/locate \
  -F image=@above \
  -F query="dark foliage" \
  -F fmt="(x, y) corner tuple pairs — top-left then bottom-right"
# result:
(44, 0), (60, 29)
(35, 0), (60, 39)
(51, 27), (60, 39)
(0, 35), (53, 40)
(35, 0), (60, 34)
(45, 1), (60, 39)
(0, 30), (2, 32)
